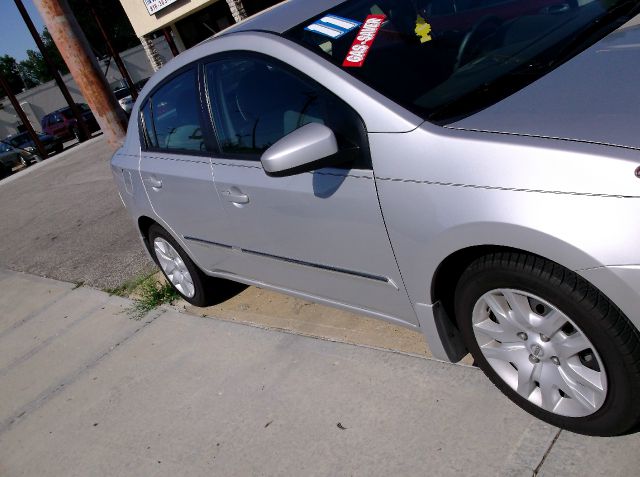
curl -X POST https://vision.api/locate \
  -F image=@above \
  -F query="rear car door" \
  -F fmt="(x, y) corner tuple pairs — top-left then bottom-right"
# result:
(138, 67), (235, 272)
(203, 54), (417, 325)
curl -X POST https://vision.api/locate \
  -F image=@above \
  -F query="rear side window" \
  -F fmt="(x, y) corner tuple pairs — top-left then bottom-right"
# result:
(142, 69), (205, 153)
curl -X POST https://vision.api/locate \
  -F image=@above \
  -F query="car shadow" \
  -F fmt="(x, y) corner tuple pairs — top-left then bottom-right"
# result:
(209, 278), (249, 305)
(312, 169), (348, 198)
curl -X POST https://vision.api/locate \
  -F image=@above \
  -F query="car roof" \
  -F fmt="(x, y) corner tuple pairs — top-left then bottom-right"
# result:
(216, 0), (347, 36)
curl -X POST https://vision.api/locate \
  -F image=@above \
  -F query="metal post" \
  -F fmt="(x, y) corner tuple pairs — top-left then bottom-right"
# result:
(33, 0), (128, 149)
(82, 0), (137, 100)
(162, 28), (180, 58)
(140, 35), (165, 72)
(14, 0), (91, 142)
(0, 71), (47, 159)
(226, 0), (248, 23)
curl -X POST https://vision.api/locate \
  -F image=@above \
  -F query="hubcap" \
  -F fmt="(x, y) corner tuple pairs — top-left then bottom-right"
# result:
(153, 238), (195, 299)
(472, 289), (607, 417)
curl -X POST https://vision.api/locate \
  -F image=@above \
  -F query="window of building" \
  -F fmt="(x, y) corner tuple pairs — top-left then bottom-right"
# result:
(175, 2), (235, 49)
(242, 0), (287, 17)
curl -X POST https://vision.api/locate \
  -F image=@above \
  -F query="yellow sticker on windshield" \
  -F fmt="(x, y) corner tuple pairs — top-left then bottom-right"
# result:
(415, 15), (432, 43)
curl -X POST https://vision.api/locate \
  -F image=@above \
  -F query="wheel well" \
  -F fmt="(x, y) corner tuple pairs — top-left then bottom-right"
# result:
(431, 245), (532, 329)
(138, 216), (157, 256)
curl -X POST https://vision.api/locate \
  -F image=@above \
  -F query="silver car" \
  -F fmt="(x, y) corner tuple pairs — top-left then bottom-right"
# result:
(112, 0), (640, 436)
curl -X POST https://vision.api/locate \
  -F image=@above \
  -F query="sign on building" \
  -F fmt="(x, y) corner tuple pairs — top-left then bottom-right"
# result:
(144, 0), (179, 15)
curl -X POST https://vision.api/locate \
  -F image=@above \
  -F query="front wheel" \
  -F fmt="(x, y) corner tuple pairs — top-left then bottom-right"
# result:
(454, 252), (640, 436)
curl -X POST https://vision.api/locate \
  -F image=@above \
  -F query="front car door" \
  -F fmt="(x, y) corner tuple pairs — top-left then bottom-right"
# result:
(202, 53), (418, 326)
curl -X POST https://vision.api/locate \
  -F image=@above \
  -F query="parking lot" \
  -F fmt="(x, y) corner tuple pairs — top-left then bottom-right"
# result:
(1, 135), (640, 475)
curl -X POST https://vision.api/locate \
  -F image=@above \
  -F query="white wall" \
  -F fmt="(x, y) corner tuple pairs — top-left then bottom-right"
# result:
(0, 37), (173, 138)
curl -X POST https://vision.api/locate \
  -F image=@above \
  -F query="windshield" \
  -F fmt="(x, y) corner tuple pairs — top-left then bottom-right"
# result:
(285, 0), (639, 123)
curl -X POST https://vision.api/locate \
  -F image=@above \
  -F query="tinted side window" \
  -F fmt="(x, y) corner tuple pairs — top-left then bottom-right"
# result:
(204, 56), (368, 166)
(149, 69), (205, 153)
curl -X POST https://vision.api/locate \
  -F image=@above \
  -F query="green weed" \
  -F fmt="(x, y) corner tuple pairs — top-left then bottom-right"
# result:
(104, 273), (155, 298)
(124, 275), (180, 320)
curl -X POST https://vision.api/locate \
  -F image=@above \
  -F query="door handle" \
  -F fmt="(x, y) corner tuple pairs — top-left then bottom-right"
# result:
(146, 177), (163, 190)
(222, 188), (249, 204)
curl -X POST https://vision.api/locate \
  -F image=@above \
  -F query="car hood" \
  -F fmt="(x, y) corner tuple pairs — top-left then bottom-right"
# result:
(448, 17), (640, 151)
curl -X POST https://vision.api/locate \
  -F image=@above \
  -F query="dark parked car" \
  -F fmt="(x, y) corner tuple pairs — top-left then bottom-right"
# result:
(41, 103), (100, 141)
(0, 141), (39, 178)
(5, 131), (63, 157)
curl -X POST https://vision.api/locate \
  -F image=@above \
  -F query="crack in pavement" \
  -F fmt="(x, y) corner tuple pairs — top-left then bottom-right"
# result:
(533, 429), (562, 476)
(0, 309), (164, 437)
(0, 296), (112, 378)
(0, 287), (75, 342)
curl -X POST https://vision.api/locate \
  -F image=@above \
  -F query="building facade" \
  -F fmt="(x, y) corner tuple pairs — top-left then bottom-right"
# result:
(118, 0), (285, 69)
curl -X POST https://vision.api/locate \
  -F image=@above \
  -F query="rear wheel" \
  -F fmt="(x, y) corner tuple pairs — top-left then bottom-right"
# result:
(454, 252), (640, 436)
(148, 224), (215, 307)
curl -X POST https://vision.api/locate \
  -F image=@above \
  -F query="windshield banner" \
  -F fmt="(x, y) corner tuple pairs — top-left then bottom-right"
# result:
(342, 14), (386, 68)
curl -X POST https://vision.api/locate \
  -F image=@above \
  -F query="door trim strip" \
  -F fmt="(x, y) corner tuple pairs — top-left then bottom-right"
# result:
(183, 236), (394, 286)
(184, 236), (233, 249)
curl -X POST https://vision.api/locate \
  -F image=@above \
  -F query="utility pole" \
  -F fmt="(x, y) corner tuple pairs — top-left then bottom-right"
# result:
(32, 0), (128, 149)
(162, 28), (180, 58)
(0, 71), (47, 159)
(13, 0), (90, 142)
(82, 0), (137, 100)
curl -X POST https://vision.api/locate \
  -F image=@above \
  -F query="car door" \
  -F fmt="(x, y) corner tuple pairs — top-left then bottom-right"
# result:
(138, 67), (235, 272)
(202, 54), (418, 325)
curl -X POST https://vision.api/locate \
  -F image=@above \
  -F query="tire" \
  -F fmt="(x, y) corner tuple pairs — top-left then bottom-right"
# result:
(148, 224), (215, 307)
(454, 252), (640, 436)
(20, 157), (30, 168)
(55, 144), (63, 154)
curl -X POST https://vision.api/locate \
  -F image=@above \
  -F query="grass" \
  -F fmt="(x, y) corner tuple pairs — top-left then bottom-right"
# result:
(126, 276), (180, 320)
(104, 273), (154, 298)
(105, 272), (180, 320)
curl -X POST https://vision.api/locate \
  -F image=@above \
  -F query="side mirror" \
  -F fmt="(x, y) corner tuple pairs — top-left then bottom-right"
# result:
(261, 123), (339, 175)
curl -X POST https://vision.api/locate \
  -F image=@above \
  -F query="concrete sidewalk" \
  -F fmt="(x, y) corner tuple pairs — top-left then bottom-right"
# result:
(1, 269), (639, 476)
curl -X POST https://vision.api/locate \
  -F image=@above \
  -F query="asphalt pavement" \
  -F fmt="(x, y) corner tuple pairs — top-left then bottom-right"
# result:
(0, 135), (154, 289)
(3, 268), (640, 476)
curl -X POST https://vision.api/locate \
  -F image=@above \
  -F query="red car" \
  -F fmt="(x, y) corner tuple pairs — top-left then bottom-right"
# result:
(41, 103), (101, 141)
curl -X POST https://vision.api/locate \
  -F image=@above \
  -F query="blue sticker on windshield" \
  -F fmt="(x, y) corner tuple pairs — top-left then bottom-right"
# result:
(305, 15), (362, 39)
